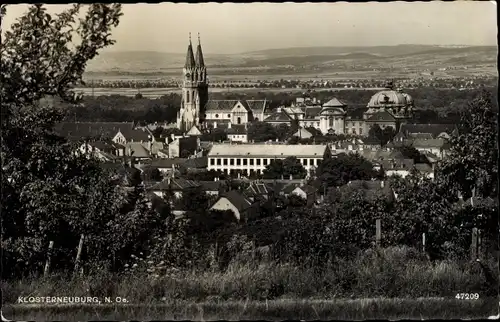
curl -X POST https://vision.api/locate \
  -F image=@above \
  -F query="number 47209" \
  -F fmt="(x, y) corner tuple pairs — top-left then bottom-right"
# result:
(455, 293), (480, 300)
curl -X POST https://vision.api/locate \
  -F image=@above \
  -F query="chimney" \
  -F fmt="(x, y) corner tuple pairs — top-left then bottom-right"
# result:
(228, 122), (232, 129)
(289, 174), (293, 180)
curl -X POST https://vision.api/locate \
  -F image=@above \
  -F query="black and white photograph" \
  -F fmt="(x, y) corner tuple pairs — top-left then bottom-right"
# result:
(1, 1), (498, 320)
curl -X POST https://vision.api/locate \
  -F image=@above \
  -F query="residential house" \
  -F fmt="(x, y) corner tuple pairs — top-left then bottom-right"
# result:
(148, 177), (201, 199)
(280, 182), (318, 206)
(149, 158), (188, 174)
(112, 127), (153, 145)
(198, 179), (227, 196)
(227, 123), (248, 143)
(186, 125), (203, 137)
(168, 135), (199, 158)
(378, 158), (414, 178)
(180, 156), (208, 173)
(263, 107), (294, 126)
(124, 142), (152, 163)
(394, 123), (458, 142)
(204, 100), (268, 126)
(292, 127), (314, 139)
(243, 181), (276, 203)
(209, 190), (259, 221)
(337, 180), (395, 202)
(77, 141), (125, 162)
(413, 163), (435, 180)
(411, 138), (451, 159)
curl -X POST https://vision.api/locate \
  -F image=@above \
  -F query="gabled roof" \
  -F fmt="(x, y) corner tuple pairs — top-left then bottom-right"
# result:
(125, 142), (151, 158)
(399, 123), (458, 139)
(367, 111), (396, 122)
(408, 133), (434, 140)
(245, 181), (275, 196)
(150, 158), (187, 168)
(379, 158), (414, 170)
(149, 178), (200, 191)
(219, 190), (254, 212)
(198, 180), (226, 192)
(264, 110), (293, 122)
(182, 156), (208, 169)
(411, 138), (449, 149)
(204, 100), (268, 115)
(293, 127), (314, 138)
(281, 183), (317, 195)
(322, 97), (347, 107)
(187, 125), (203, 136)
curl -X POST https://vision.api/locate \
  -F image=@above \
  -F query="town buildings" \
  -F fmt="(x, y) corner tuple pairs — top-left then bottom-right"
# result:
(176, 36), (415, 137)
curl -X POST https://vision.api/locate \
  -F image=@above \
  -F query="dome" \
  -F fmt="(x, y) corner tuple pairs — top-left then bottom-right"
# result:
(367, 90), (409, 108)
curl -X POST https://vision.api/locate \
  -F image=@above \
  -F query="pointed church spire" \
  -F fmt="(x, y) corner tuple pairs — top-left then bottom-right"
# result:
(195, 32), (205, 68)
(184, 33), (195, 69)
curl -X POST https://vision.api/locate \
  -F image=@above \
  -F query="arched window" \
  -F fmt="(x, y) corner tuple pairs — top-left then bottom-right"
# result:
(237, 117), (242, 124)
(227, 114), (231, 118)
(215, 114), (219, 118)
(186, 91), (190, 103)
(329, 117), (334, 127)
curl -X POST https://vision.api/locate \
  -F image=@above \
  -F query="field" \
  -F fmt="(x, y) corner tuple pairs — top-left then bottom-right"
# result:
(74, 87), (388, 98)
(84, 45), (498, 81)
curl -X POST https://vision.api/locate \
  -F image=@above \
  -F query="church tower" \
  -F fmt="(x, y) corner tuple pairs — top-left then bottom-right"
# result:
(177, 33), (209, 132)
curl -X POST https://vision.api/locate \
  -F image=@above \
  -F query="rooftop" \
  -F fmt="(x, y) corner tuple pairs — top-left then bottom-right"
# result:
(208, 144), (328, 157)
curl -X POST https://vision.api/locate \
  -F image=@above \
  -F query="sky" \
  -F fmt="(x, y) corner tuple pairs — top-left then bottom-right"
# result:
(2, 2), (497, 54)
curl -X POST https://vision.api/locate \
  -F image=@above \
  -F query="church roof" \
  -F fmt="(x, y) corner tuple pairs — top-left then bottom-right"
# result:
(322, 97), (347, 108)
(204, 100), (268, 114)
(264, 110), (293, 122)
(195, 40), (205, 68)
(184, 40), (196, 69)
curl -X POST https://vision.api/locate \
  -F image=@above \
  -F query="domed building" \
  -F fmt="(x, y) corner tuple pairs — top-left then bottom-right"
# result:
(362, 82), (414, 134)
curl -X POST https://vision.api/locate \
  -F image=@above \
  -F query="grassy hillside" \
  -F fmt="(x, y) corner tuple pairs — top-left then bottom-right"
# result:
(85, 45), (497, 78)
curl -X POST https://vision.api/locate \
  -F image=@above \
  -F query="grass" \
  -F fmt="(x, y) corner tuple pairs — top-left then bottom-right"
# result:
(3, 247), (498, 320)
(3, 298), (498, 320)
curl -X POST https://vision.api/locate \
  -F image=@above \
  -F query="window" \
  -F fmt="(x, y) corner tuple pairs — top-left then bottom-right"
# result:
(359, 128), (363, 135)
(217, 158), (221, 165)
(309, 159), (314, 166)
(223, 158), (228, 165)
(215, 114), (219, 118)
(187, 91), (190, 103)
(237, 117), (242, 124)
(250, 158), (254, 166)
(210, 158), (215, 166)
(329, 117), (334, 127)
(256, 159), (261, 166)
(227, 114), (231, 118)
(263, 159), (268, 166)
(236, 158), (241, 166)
(243, 158), (248, 166)
(230, 159), (235, 166)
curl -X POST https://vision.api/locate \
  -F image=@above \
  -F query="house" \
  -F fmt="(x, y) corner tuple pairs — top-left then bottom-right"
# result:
(112, 127), (153, 145)
(77, 141), (125, 161)
(168, 136), (199, 158)
(100, 162), (142, 187)
(263, 107), (294, 126)
(394, 123), (458, 142)
(204, 100), (268, 126)
(186, 125), (203, 137)
(280, 182), (318, 206)
(180, 156), (208, 173)
(124, 142), (152, 162)
(378, 158), (414, 178)
(209, 190), (258, 221)
(149, 158), (187, 173)
(243, 181), (276, 203)
(198, 179), (226, 196)
(227, 124), (248, 143)
(411, 138), (451, 159)
(364, 110), (397, 131)
(207, 143), (329, 177)
(292, 127), (314, 139)
(148, 177), (200, 199)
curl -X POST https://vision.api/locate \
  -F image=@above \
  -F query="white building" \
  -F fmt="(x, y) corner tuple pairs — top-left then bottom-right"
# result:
(207, 143), (329, 176)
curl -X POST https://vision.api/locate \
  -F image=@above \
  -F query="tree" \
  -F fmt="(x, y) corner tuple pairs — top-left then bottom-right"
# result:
(368, 124), (383, 144)
(0, 4), (166, 277)
(398, 145), (428, 164)
(262, 157), (307, 180)
(436, 91), (498, 200)
(316, 153), (378, 188)
(247, 121), (278, 142)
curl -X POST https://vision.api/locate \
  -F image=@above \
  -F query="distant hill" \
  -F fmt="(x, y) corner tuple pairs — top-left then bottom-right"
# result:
(85, 45), (497, 75)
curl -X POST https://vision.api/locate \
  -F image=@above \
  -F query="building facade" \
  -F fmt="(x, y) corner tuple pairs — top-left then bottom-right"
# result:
(207, 144), (329, 176)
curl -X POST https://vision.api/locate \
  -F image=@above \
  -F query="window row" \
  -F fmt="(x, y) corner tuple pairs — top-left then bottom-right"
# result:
(209, 157), (320, 167)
